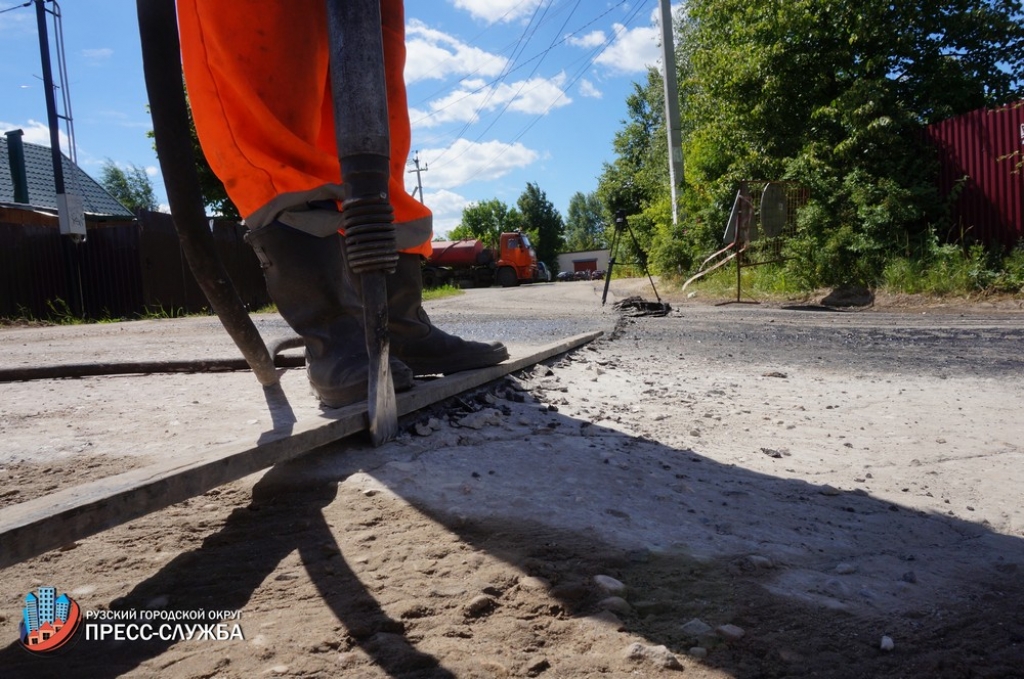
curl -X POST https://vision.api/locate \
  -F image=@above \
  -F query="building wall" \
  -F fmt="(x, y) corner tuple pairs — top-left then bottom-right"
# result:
(557, 249), (610, 274)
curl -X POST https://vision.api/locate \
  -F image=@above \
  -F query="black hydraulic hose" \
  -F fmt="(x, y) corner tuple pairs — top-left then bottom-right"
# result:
(0, 337), (304, 383)
(135, 0), (280, 387)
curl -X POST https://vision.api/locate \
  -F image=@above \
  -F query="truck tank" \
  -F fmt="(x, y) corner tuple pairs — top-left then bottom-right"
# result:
(427, 240), (494, 268)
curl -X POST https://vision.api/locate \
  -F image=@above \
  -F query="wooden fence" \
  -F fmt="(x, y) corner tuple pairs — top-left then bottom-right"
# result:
(0, 207), (269, 320)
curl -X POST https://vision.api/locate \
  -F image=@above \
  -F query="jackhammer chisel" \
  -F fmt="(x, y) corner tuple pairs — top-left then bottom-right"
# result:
(325, 0), (399, 445)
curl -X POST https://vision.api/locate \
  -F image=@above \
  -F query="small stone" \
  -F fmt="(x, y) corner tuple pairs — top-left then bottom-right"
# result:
(622, 643), (682, 670)
(525, 658), (551, 676)
(464, 594), (496, 618)
(901, 571), (917, 584)
(689, 647), (708, 659)
(460, 409), (503, 430)
(518, 576), (550, 591)
(819, 484), (842, 496)
(880, 635), (895, 651)
(593, 574), (627, 596)
(716, 624), (745, 641)
(681, 618), (713, 637)
(645, 645), (683, 670)
(414, 422), (433, 437)
(598, 596), (632, 616)
(835, 562), (857, 575)
(689, 429), (701, 437)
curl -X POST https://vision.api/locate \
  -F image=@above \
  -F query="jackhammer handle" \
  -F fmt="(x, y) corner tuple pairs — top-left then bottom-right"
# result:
(324, 0), (399, 445)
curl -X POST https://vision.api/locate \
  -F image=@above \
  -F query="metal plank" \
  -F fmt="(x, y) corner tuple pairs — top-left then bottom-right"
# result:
(0, 331), (601, 569)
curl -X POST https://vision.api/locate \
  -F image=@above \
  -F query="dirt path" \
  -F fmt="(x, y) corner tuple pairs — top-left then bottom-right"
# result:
(1, 281), (1022, 678)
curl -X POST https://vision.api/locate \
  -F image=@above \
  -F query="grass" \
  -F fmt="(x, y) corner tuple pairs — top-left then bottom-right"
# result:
(666, 244), (1024, 302)
(4, 284), (467, 327)
(422, 283), (464, 301)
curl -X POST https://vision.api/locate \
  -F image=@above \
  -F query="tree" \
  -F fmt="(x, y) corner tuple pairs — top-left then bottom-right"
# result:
(596, 72), (689, 275)
(516, 182), (564, 270)
(563, 191), (608, 252)
(100, 160), (157, 214)
(449, 199), (519, 246)
(687, 0), (1023, 280)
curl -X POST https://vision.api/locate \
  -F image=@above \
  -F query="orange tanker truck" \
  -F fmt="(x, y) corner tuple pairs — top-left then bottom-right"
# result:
(422, 232), (541, 288)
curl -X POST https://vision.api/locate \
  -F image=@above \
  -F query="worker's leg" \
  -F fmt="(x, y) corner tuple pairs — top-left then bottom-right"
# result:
(178, 0), (505, 386)
(176, 0), (430, 249)
(245, 223), (414, 407)
(375, 0), (508, 374)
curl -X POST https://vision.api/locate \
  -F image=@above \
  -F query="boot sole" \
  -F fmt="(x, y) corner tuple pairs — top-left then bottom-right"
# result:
(399, 347), (510, 377)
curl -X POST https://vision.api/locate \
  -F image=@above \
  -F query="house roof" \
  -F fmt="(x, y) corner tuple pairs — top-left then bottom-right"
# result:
(0, 134), (134, 218)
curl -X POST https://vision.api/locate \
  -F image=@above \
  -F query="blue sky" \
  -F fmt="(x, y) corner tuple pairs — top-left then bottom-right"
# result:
(0, 0), (672, 237)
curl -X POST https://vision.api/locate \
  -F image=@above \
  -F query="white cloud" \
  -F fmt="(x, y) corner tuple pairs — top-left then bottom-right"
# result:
(451, 0), (545, 24)
(410, 73), (571, 128)
(0, 10), (33, 36)
(0, 119), (71, 150)
(145, 165), (158, 177)
(566, 30), (606, 49)
(81, 48), (114, 63)
(405, 19), (507, 84)
(578, 79), (602, 99)
(593, 21), (661, 74)
(422, 188), (472, 239)
(567, 7), (666, 76)
(419, 138), (538, 189)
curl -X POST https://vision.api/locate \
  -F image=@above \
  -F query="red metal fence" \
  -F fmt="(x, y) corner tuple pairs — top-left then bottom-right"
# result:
(925, 100), (1024, 249)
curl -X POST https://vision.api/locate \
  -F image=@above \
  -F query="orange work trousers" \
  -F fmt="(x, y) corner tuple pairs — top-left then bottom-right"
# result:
(177, 0), (432, 256)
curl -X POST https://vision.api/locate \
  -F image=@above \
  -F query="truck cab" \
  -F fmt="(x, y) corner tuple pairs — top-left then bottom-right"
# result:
(496, 231), (539, 287)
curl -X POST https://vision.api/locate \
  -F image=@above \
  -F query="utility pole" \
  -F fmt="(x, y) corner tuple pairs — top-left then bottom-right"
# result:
(35, 0), (84, 316)
(659, 0), (684, 225)
(408, 151), (428, 204)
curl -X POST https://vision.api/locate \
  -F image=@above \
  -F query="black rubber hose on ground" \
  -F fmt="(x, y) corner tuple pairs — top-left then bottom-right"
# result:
(0, 337), (304, 383)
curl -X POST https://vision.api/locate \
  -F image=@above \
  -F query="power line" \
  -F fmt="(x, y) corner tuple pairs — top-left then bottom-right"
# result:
(410, 0), (631, 128)
(426, 0), (655, 178)
(0, 1), (32, 14)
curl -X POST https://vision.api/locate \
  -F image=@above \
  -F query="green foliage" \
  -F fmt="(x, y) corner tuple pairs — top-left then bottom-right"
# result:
(99, 160), (157, 213)
(880, 241), (1024, 295)
(564, 191), (608, 252)
(993, 244), (1024, 293)
(597, 0), (1024, 288)
(421, 284), (463, 301)
(451, 199), (520, 246)
(516, 182), (564, 270)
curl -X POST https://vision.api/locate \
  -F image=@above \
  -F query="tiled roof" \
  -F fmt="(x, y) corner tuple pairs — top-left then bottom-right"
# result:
(0, 134), (134, 218)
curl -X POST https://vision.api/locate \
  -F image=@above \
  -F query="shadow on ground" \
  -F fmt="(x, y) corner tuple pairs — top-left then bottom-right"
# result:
(2, 381), (1022, 679)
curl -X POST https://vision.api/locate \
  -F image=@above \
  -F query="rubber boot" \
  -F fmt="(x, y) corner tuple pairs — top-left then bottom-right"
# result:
(384, 253), (509, 375)
(246, 222), (413, 408)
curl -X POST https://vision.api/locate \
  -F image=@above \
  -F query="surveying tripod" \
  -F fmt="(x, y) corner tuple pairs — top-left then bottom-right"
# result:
(601, 210), (664, 307)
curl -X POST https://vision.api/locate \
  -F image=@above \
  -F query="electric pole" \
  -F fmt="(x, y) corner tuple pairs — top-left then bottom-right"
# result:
(408, 151), (428, 204)
(659, 0), (684, 225)
(35, 0), (84, 316)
